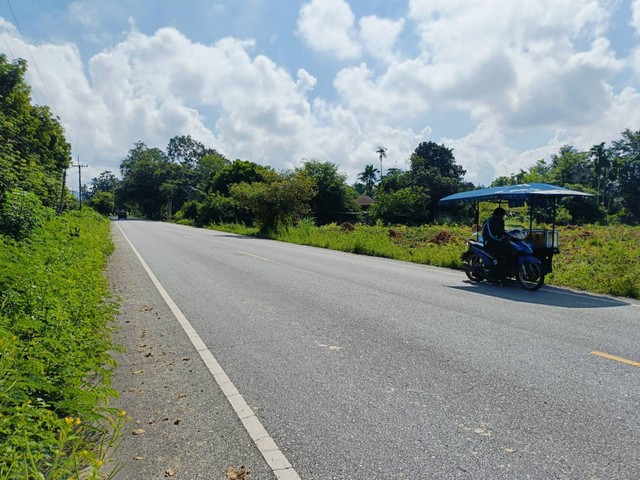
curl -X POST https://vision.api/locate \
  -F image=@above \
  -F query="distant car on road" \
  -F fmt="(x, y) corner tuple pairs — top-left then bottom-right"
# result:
(117, 210), (127, 220)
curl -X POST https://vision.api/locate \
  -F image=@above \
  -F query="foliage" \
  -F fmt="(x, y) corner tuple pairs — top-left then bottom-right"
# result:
(230, 171), (316, 232)
(357, 164), (378, 196)
(210, 159), (272, 196)
(297, 160), (358, 223)
(0, 55), (71, 208)
(119, 142), (175, 219)
(547, 225), (640, 298)
(0, 189), (50, 240)
(88, 190), (116, 216)
(0, 209), (123, 477)
(370, 187), (431, 225)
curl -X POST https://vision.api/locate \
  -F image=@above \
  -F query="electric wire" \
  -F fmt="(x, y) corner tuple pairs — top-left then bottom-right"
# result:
(3, 0), (83, 192)
(5, 0), (59, 117)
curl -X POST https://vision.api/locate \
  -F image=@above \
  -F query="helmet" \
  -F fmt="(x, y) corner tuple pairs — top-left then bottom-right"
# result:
(493, 207), (506, 216)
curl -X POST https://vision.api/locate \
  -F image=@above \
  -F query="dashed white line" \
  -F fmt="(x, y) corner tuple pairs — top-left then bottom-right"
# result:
(117, 224), (300, 480)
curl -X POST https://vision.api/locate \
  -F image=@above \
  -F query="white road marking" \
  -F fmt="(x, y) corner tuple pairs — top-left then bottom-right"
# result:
(116, 224), (300, 480)
(238, 251), (269, 261)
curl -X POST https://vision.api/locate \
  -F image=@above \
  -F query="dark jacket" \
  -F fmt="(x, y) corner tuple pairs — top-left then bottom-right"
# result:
(482, 214), (507, 252)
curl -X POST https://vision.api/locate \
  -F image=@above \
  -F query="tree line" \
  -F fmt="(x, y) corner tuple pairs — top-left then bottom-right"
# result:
(0, 52), (637, 234)
(89, 127), (640, 230)
(0, 54), (72, 239)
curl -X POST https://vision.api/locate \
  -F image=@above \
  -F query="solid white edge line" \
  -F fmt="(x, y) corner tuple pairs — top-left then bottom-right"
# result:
(115, 224), (301, 480)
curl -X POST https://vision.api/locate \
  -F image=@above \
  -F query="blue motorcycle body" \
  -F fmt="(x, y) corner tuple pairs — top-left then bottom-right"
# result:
(462, 229), (544, 291)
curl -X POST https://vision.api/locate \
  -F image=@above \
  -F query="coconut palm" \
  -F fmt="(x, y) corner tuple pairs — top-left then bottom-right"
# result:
(358, 164), (379, 196)
(376, 146), (387, 179)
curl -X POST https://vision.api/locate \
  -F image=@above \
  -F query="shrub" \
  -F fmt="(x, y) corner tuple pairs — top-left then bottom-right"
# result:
(0, 189), (50, 240)
(0, 209), (123, 478)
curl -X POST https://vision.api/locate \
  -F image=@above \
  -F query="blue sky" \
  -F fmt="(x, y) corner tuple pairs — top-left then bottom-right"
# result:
(1, 0), (639, 190)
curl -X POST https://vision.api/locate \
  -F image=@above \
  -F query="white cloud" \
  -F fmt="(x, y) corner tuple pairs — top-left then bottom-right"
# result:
(0, 0), (638, 190)
(632, 0), (640, 33)
(358, 16), (405, 62)
(297, 0), (361, 60)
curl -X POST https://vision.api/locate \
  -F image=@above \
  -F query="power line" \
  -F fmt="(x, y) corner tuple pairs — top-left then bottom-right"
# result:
(6, 0), (59, 116)
(0, 29), (15, 59)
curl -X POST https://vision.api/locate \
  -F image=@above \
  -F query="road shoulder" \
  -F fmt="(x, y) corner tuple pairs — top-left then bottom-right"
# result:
(105, 223), (275, 479)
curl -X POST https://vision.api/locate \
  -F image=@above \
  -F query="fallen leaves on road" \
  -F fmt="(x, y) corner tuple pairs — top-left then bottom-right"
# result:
(132, 428), (145, 435)
(227, 466), (249, 479)
(165, 468), (176, 477)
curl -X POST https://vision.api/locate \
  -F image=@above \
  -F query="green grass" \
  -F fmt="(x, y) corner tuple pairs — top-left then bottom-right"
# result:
(208, 221), (640, 299)
(0, 209), (125, 479)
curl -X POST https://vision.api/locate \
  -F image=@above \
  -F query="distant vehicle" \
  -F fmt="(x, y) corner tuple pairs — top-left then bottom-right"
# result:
(117, 210), (127, 220)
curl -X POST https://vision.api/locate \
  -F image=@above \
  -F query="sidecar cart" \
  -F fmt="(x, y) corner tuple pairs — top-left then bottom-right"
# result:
(439, 183), (593, 275)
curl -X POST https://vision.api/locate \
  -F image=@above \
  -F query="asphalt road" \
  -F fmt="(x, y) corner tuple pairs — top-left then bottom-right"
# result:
(110, 219), (640, 479)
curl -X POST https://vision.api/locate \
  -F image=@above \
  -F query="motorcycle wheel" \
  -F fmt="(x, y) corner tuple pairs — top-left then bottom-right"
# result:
(517, 261), (544, 291)
(464, 253), (486, 282)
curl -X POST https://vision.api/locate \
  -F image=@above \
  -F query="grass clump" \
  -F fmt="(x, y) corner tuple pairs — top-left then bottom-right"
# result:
(0, 209), (125, 479)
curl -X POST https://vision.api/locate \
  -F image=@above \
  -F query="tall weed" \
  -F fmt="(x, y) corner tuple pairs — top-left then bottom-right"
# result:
(0, 209), (123, 479)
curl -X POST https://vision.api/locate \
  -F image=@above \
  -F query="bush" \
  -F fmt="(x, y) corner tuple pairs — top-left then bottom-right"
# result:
(0, 209), (123, 478)
(0, 189), (50, 240)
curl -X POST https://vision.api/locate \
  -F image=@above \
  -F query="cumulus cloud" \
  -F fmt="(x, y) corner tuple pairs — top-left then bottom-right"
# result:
(633, 0), (640, 33)
(0, 0), (638, 189)
(297, 0), (361, 60)
(358, 16), (405, 61)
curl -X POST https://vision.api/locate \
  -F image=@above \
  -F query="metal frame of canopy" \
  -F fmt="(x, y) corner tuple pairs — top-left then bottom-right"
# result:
(439, 183), (593, 273)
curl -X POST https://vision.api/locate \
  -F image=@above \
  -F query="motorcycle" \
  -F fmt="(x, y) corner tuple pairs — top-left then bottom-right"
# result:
(461, 226), (545, 291)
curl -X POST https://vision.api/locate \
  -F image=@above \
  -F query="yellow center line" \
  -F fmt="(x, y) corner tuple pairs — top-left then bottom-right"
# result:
(591, 351), (640, 368)
(238, 251), (269, 261)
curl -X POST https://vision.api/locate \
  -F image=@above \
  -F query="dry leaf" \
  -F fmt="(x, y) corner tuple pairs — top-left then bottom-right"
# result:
(227, 465), (248, 479)
(132, 428), (145, 435)
(165, 468), (176, 477)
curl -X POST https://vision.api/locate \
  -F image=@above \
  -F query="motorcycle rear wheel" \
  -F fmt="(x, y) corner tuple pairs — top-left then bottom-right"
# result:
(517, 261), (544, 291)
(464, 253), (486, 282)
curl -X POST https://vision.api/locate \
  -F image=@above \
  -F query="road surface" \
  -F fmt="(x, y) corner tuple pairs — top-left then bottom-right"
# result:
(108, 219), (640, 479)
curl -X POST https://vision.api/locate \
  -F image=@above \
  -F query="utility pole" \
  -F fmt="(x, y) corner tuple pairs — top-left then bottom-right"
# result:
(72, 158), (88, 209)
(58, 168), (67, 214)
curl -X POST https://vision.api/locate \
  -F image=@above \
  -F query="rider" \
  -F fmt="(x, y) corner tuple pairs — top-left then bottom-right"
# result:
(482, 207), (516, 265)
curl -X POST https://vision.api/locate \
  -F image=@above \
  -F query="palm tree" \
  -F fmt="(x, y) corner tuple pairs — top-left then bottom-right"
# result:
(376, 146), (387, 179)
(358, 164), (379, 196)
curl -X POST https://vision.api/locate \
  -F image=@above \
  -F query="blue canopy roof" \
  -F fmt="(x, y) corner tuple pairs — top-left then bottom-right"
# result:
(439, 183), (593, 204)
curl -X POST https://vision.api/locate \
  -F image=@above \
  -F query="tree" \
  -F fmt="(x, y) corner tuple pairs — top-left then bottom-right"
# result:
(370, 187), (431, 225)
(376, 146), (387, 179)
(410, 141), (467, 220)
(297, 160), (357, 223)
(0, 55), (71, 208)
(230, 171), (316, 232)
(211, 160), (273, 196)
(612, 129), (640, 222)
(90, 171), (120, 194)
(378, 168), (410, 194)
(119, 142), (175, 219)
(88, 190), (115, 216)
(549, 145), (593, 186)
(357, 164), (379, 196)
(589, 143), (610, 206)
(195, 151), (229, 195)
(166, 135), (213, 168)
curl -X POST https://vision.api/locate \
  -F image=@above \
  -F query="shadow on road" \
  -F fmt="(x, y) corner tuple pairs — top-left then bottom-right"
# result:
(449, 281), (630, 309)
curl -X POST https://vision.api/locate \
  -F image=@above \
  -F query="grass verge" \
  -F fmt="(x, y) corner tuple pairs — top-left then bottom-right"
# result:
(0, 209), (125, 479)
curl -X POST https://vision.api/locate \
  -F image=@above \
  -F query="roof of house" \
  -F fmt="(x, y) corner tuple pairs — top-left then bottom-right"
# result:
(356, 195), (375, 207)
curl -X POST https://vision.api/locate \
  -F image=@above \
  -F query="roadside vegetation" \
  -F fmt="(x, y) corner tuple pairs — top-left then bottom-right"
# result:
(0, 209), (125, 478)
(0, 54), (123, 478)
